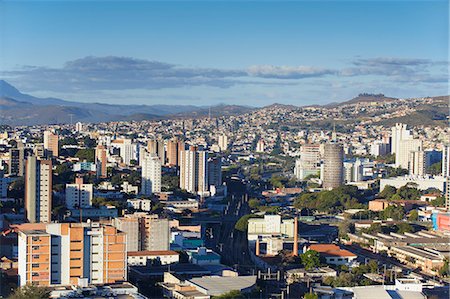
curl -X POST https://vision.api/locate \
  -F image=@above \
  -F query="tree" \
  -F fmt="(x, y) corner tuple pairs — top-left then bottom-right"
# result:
(408, 210), (419, 221)
(338, 220), (355, 238)
(212, 290), (244, 299)
(304, 293), (318, 299)
(396, 222), (414, 234)
(379, 185), (397, 199)
(381, 205), (405, 220)
(301, 250), (321, 270)
(83, 136), (97, 148)
(235, 214), (259, 232)
(431, 196), (446, 207)
(9, 285), (51, 299)
(397, 185), (420, 200)
(427, 162), (442, 176)
(248, 198), (260, 209)
(75, 149), (95, 162)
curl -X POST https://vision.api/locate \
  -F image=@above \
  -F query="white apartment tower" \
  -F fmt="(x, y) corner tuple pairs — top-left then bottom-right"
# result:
(65, 176), (93, 209)
(391, 123), (412, 155)
(141, 153), (162, 195)
(442, 145), (450, 177)
(397, 139), (423, 170)
(179, 146), (208, 195)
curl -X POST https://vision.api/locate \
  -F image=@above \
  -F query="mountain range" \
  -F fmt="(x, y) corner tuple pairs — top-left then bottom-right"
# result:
(0, 80), (255, 125)
(0, 80), (446, 126)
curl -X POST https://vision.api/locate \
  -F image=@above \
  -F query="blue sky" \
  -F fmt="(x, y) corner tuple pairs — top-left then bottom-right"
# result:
(0, 0), (448, 106)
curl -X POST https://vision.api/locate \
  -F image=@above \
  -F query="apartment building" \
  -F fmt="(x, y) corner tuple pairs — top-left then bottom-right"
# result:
(18, 222), (126, 287)
(25, 156), (52, 223)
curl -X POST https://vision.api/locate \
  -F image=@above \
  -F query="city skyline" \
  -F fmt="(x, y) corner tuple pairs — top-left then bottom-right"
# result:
(0, 0), (448, 106)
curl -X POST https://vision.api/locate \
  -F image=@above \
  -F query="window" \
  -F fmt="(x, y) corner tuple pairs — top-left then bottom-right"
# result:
(32, 237), (40, 242)
(32, 255), (40, 259)
(32, 273), (39, 277)
(70, 258), (81, 261)
(32, 264), (39, 268)
(32, 246), (40, 250)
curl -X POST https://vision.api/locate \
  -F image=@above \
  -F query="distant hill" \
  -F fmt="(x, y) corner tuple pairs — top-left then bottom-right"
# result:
(324, 93), (397, 108)
(0, 80), (255, 125)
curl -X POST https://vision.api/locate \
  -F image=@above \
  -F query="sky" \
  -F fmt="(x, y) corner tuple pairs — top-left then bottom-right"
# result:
(0, 0), (448, 106)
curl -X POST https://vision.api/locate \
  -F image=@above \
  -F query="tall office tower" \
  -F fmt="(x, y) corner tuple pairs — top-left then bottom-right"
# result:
(294, 144), (321, 180)
(256, 139), (265, 153)
(65, 176), (93, 209)
(208, 156), (222, 188)
(9, 141), (25, 176)
(167, 138), (180, 166)
(218, 134), (228, 151)
(75, 122), (83, 133)
(18, 222), (126, 286)
(442, 145), (450, 177)
(391, 123), (412, 155)
(43, 130), (59, 157)
(322, 143), (344, 190)
(343, 162), (354, 183)
(397, 139), (422, 170)
(353, 158), (364, 182)
(25, 156), (52, 223)
(179, 146), (208, 195)
(408, 150), (426, 176)
(370, 140), (390, 157)
(141, 215), (170, 251)
(141, 154), (161, 196)
(95, 144), (107, 178)
(112, 216), (140, 252)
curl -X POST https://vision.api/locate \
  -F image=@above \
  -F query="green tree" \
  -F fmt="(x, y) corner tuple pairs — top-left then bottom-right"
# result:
(248, 198), (260, 209)
(304, 293), (318, 299)
(431, 196), (446, 207)
(83, 136), (97, 148)
(397, 185), (420, 200)
(301, 250), (321, 270)
(9, 285), (51, 299)
(427, 162), (442, 176)
(75, 149), (95, 162)
(212, 290), (244, 299)
(235, 214), (261, 232)
(396, 222), (414, 234)
(379, 185), (397, 199)
(338, 220), (355, 238)
(408, 210), (419, 221)
(381, 205), (405, 220)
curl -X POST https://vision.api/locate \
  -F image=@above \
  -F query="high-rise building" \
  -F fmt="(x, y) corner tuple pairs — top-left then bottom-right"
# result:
(218, 134), (228, 151)
(147, 139), (158, 155)
(18, 222), (126, 286)
(208, 156), (222, 188)
(112, 139), (137, 165)
(294, 144), (321, 180)
(95, 144), (107, 178)
(141, 214), (170, 251)
(391, 123), (412, 155)
(9, 141), (25, 176)
(179, 146), (208, 195)
(65, 176), (93, 209)
(112, 216), (140, 252)
(397, 139), (422, 170)
(256, 139), (265, 153)
(25, 156), (52, 223)
(322, 143), (344, 190)
(408, 150), (426, 176)
(141, 154), (161, 196)
(75, 122), (83, 133)
(442, 145), (450, 177)
(167, 138), (184, 166)
(43, 130), (59, 157)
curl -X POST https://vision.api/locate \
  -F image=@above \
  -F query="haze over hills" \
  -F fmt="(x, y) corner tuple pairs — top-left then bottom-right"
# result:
(0, 80), (447, 126)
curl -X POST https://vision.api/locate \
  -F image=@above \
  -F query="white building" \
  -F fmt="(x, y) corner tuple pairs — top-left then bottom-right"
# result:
(127, 198), (152, 212)
(65, 177), (93, 209)
(442, 145), (450, 177)
(127, 250), (179, 266)
(294, 144), (321, 180)
(380, 175), (447, 192)
(179, 146), (208, 196)
(247, 215), (295, 241)
(408, 150), (426, 176)
(218, 134), (228, 151)
(141, 153), (161, 196)
(391, 123), (412, 155)
(25, 157), (52, 223)
(396, 139), (422, 169)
